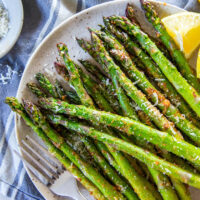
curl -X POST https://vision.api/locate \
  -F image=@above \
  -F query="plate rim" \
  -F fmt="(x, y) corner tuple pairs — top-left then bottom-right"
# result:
(15, 0), (186, 199)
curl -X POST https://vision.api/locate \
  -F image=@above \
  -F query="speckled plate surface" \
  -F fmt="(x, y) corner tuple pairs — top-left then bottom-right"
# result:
(16, 0), (200, 199)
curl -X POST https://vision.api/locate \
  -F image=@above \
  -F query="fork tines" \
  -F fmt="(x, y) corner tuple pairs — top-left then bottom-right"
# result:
(15, 135), (65, 186)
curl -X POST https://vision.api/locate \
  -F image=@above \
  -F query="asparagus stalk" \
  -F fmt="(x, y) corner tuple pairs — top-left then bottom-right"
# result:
(39, 97), (200, 167)
(35, 73), (59, 98)
(121, 131), (179, 200)
(82, 60), (158, 177)
(81, 59), (154, 126)
(79, 60), (122, 114)
(80, 60), (164, 197)
(78, 34), (197, 174)
(54, 62), (70, 82)
(108, 16), (200, 117)
(5, 97), (106, 200)
(82, 62), (153, 180)
(57, 46), (154, 200)
(79, 135), (140, 200)
(72, 50), (160, 199)
(95, 27), (200, 145)
(125, 4), (172, 60)
(86, 35), (182, 200)
(54, 78), (141, 199)
(75, 67), (146, 199)
(47, 113), (200, 189)
(59, 129), (96, 165)
(57, 43), (95, 108)
(54, 64), (81, 104)
(76, 65), (115, 112)
(78, 34), (183, 140)
(94, 51), (139, 119)
(140, 1), (200, 93)
(105, 65), (180, 200)
(103, 19), (200, 127)
(62, 48), (159, 200)
(137, 110), (155, 127)
(32, 68), (138, 199)
(23, 99), (126, 200)
(54, 80), (68, 101)
(56, 61), (140, 199)
(27, 83), (47, 98)
(95, 136), (146, 182)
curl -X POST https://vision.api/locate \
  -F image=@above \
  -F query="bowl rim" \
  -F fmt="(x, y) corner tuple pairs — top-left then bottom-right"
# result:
(0, 0), (24, 58)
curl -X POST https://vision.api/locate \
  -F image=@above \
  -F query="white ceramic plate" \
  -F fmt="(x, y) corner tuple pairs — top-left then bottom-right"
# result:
(0, 0), (23, 58)
(15, 0), (200, 199)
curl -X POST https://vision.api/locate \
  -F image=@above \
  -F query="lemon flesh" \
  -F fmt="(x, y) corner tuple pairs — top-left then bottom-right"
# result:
(162, 12), (200, 59)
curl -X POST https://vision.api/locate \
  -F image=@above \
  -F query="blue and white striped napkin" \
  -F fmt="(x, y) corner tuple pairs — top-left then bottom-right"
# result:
(0, 0), (199, 199)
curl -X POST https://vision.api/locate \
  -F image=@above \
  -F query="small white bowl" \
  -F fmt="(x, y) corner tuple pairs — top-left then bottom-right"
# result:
(0, 0), (23, 58)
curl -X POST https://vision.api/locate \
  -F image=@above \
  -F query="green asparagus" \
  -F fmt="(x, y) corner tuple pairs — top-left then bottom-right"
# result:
(94, 27), (200, 145)
(57, 43), (95, 108)
(81, 60), (158, 183)
(86, 44), (183, 200)
(79, 59), (122, 114)
(23, 99), (126, 200)
(67, 52), (159, 200)
(56, 56), (140, 199)
(5, 97), (107, 200)
(79, 33), (184, 140)
(78, 34), (197, 174)
(58, 47), (156, 200)
(109, 15), (200, 117)
(35, 73), (59, 98)
(83, 60), (170, 192)
(39, 97), (200, 167)
(27, 83), (47, 98)
(140, 0), (200, 93)
(76, 65), (114, 112)
(54, 80), (68, 101)
(103, 18), (200, 127)
(47, 113), (200, 189)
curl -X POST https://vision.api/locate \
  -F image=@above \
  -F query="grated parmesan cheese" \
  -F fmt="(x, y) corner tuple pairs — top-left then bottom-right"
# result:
(0, 64), (20, 85)
(0, 3), (9, 39)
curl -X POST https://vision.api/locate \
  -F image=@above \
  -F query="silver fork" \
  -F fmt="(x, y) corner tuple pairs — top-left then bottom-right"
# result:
(15, 135), (88, 200)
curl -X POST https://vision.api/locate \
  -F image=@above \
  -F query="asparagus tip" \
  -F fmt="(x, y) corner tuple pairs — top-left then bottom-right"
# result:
(5, 97), (16, 105)
(35, 72), (43, 80)
(88, 27), (94, 33)
(140, 0), (152, 10)
(57, 42), (68, 55)
(98, 24), (103, 28)
(76, 37), (83, 44)
(54, 61), (63, 68)
(5, 97), (24, 113)
(103, 16), (108, 23)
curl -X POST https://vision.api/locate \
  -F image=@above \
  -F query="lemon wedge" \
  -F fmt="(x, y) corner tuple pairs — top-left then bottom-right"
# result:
(197, 48), (200, 78)
(161, 12), (200, 59)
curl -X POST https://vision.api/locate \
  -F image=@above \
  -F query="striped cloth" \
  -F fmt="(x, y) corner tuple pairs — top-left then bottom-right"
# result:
(0, 0), (199, 199)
